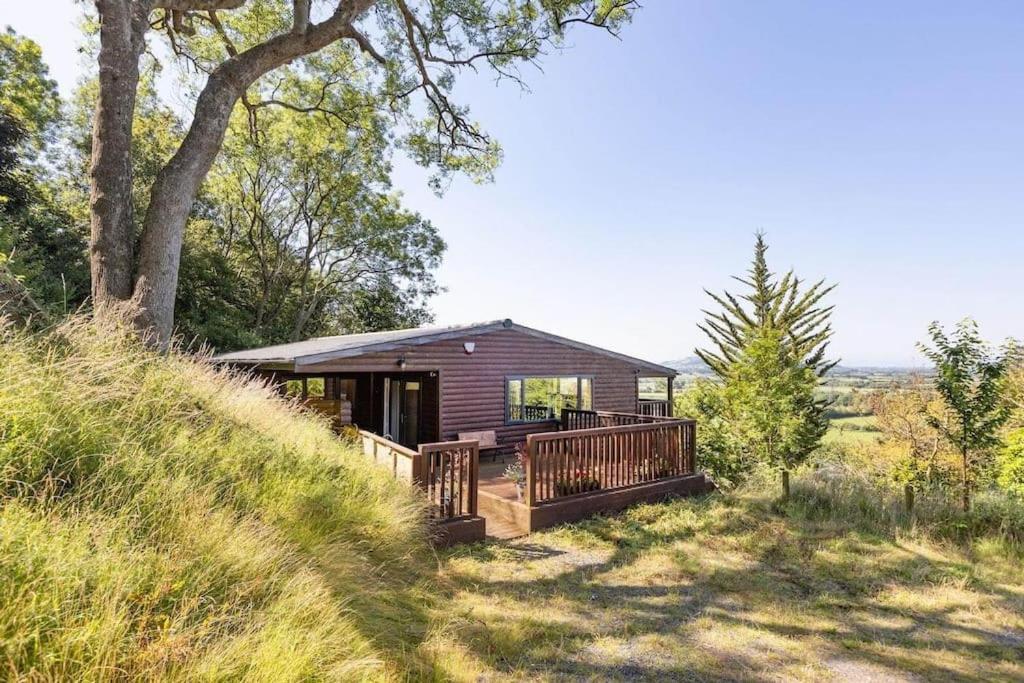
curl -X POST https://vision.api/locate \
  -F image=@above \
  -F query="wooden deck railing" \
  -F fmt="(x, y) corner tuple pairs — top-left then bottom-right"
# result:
(560, 408), (678, 431)
(359, 431), (478, 521)
(525, 419), (696, 505)
(419, 440), (479, 521)
(637, 399), (672, 418)
(509, 404), (555, 422)
(360, 430), (421, 482)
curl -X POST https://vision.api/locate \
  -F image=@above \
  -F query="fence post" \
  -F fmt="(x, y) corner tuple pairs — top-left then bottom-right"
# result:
(525, 435), (536, 506)
(904, 484), (914, 516)
(782, 469), (790, 501)
(468, 443), (479, 516)
(412, 449), (425, 489)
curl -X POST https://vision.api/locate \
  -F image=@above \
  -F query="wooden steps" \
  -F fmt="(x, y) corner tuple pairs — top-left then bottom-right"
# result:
(486, 517), (528, 540)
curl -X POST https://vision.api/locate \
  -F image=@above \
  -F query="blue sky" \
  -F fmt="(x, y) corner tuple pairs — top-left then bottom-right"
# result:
(7, 1), (1023, 365)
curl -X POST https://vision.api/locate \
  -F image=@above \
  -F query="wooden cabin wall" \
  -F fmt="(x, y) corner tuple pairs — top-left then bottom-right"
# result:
(301, 329), (662, 449)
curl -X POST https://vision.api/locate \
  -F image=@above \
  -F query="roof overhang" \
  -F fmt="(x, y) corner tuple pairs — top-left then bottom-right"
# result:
(216, 318), (677, 377)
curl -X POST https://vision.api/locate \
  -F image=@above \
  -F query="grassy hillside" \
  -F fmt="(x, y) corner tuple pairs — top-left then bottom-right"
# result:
(0, 316), (445, 680)
(438, 471), (1024, 681)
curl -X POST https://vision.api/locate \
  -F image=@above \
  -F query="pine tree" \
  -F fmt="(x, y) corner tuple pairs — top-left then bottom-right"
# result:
(694, 234), (837, 473)
(696, 233), (838, 379)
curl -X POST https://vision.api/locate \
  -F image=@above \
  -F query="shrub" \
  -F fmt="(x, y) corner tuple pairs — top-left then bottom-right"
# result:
(997, 429), (1024, 497)
(675, 381), (752, 487)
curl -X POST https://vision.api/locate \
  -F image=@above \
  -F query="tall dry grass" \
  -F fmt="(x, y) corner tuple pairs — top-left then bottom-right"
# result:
(751, 461), (1024, 550)
(0, 315), (440, 680)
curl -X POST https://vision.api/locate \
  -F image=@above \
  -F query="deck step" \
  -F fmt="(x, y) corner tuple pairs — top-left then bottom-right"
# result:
(486, 518), (528, 540)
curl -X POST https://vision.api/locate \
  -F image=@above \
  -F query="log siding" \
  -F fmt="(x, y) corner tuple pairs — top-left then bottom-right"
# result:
(301, 328), (668, 448)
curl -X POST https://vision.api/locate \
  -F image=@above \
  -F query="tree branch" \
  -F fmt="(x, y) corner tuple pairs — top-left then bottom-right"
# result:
(154, 0), (247, 10)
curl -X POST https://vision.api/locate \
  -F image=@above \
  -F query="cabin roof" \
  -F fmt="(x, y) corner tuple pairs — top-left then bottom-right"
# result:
(214, 318), (677, 376)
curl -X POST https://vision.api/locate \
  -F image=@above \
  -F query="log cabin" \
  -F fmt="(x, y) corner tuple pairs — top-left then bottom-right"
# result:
(215, 318), (677, 451)
(216, 319), (711, 543)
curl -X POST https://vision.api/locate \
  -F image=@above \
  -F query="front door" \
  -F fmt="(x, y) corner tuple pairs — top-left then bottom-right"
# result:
(382, 378), (421, 448)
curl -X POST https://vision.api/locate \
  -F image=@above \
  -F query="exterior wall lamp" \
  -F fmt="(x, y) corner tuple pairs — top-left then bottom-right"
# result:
(397, 356), (407, 369)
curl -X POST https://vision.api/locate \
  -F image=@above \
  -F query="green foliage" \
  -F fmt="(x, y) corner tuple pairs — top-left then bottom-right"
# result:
(863, 378), (959, 491)
(723, 329), (828, 469)
(696, 232), (837, 379)
(184, 99), (445, 349)
(691, 235), (835, 482)
(151, 1), (636, 191)
(918, 319), (1011, 509)
(998, 430), (1024, 498)
(0, 29), (88, 314)
(674, 381), (749, 487)
(0, 27), (61, 155)
(774, 458), (1024, 549)
(0, 314), (439, 679)
(62, 54), (445, 349)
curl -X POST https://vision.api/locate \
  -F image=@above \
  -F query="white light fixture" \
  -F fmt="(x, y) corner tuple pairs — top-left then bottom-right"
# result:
(397, 356), (407, 369)
(463, 342), (476, 354)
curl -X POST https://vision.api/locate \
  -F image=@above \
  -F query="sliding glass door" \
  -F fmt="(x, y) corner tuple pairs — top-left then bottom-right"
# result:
(382, 378), (421, 448)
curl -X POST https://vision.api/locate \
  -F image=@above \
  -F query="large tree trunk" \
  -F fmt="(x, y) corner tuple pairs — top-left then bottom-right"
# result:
(129, 11), (370, 344)
(89, 0), (146, 305)
(132, 72), (241, 343)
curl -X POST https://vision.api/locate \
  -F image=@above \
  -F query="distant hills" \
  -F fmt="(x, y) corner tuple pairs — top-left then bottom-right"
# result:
(661, 356), (930, 380)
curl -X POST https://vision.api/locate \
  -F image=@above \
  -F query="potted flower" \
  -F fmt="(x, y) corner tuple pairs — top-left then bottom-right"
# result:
(555, 469), (601, 496)
(503, 443), (527, 501)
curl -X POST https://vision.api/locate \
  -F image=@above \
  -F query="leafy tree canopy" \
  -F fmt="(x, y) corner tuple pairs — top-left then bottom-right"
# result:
(918, 319), (1011, 510)
(0, 27), (62, 155)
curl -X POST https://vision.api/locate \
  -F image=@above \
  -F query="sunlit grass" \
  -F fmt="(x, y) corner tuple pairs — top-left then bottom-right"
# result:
(438, 477), (1024, 681)
(0, 315), (444, 680)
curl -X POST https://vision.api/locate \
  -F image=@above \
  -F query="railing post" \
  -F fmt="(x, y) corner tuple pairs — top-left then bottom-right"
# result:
(525, 435), (536, 506)
(413, 447), (425, 490)
(468, 443), (479, 515)
(690, 422), (696, 474)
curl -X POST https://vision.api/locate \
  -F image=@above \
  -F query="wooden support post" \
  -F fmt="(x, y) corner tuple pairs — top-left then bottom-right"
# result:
(666, 378), (674, 418)
(525, 435), (536, 506)
(468, 444), (479, 516)
(904, 484), (914, 516)
(782, 469), (790, 501)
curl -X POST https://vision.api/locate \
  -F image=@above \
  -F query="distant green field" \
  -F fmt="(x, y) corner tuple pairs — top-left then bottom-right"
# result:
(831, 415), (877, 429)
(638, 391), (668, 400)
(825, 414), (881, 446)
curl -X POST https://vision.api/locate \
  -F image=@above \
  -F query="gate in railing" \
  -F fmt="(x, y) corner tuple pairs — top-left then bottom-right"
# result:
(359, 431), (479, 522)
(419, 440), (479, 521)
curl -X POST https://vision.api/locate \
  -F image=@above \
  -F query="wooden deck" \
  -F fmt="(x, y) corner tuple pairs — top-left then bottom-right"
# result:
(359, 409), (712, 544)
(477, 413), (712, 537)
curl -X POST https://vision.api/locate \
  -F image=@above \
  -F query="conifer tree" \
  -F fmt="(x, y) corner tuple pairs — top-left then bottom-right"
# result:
(694, 234), (837, 473)
(697, 233), (837, 378)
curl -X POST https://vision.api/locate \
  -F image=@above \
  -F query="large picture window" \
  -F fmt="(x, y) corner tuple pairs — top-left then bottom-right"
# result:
(506, 376), (593, 423)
